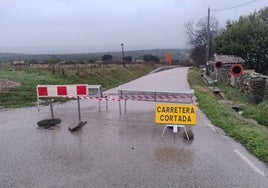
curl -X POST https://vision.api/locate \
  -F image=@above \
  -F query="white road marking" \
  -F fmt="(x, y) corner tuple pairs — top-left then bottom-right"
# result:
(234, 149), (266, 177)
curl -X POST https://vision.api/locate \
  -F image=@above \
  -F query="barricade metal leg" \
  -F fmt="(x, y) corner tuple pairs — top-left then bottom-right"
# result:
(77, 97), (81, 122)
(161, 124), (189, 140)
(68, 97), (87, 131)
(124, 99), (127, 112)
(118, 90), (122, 114)
(183, 126), (189, 140)
(106, 98), (108, 111)
(161, 126), (168, 138)
(154, 92), (157, 102)
(173, 125), (178, 133)
(36, 98), (40, 111)
(119, 100), (122, 114)
(161, 125), (179, 137)
(49, 98), (54, 119)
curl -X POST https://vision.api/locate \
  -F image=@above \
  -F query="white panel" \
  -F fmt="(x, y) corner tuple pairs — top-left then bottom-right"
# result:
(48, 85), (58, 97)
(68, 85), (77, 96)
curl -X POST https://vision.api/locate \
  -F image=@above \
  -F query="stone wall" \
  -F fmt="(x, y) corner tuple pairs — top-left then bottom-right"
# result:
(207, 66), (267, 103)
(239, 71), (268, 103)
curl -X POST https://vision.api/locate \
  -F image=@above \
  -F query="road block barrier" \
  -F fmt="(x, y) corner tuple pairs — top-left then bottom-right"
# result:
(36, 84), (107, 131)
(37, 84), (108, 110)
(118, 88), (195, 113)
(117, 87), (196, 140)
(87, 85), (104, 111)
(118, 89), (194, 102)
(121, 93), (193, 102)
(36, 84), (89, 130)
(37, 84), (88, 98)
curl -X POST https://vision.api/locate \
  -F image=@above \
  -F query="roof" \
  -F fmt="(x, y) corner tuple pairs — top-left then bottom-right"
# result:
(214, 54), (245, 64)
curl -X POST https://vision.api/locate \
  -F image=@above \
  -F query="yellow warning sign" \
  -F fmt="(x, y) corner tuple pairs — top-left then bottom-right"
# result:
(155, 103), (196, 125)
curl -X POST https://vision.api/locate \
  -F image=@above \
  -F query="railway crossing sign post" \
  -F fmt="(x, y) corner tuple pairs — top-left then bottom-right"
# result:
(214, 61), (223, 80)
(230, 64), (244, 95)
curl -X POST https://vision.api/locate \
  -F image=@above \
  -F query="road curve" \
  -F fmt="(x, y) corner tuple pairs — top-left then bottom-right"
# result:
(0, 67), (267, 188)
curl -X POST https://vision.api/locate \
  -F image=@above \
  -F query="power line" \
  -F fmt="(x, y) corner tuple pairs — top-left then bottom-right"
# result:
(211, 0), (257, 11)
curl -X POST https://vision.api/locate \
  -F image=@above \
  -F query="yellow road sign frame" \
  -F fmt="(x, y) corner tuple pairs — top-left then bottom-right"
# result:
(155, 103), (196, 125)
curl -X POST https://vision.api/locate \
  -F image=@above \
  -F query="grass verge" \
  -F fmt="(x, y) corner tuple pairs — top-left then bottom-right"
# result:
(188, 68), (268, 162)
(215, 81), (268, 127)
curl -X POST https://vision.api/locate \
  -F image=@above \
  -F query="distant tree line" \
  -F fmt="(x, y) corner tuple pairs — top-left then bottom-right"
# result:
(101, 54), (160, 63)
(102, 54), (113, 61)
(143, 54), (160, 63)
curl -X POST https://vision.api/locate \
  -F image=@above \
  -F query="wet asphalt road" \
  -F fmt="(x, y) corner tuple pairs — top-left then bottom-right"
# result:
(0, 67), (267, 188)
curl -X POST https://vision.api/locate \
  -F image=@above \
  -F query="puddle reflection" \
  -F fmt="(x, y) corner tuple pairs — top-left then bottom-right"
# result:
(154, 147), (194, 164)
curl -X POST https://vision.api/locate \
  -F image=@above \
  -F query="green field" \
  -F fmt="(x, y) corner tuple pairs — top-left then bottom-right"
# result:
(0, 64), (159, 108)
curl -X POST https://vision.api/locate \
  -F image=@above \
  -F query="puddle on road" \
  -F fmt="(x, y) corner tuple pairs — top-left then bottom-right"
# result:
(154, 147), (194, 164)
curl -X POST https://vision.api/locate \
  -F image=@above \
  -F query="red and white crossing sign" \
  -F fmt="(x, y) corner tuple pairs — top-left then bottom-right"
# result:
(37, 84), (88, 98)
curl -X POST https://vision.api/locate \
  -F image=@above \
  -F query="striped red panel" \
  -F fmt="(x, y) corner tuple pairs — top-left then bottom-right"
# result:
(77, 85), (87, 96)
(57, 86), (67, 96)
(38, 87), (48, 96)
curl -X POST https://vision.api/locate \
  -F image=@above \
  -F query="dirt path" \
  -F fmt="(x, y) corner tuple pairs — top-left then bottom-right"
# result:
(0, 78), (20, 93)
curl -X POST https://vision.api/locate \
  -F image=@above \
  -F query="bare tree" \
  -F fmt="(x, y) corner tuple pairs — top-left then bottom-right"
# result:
(185, 17), (220, 67)
(48, 55), (59, 74)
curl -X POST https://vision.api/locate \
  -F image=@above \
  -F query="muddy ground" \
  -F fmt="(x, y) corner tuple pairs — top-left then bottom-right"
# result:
(0, 79), (20, 93)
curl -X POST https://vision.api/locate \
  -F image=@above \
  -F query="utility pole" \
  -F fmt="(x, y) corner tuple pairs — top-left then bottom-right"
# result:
(121, 43), (125, 67)
(206, 7), (211, 75)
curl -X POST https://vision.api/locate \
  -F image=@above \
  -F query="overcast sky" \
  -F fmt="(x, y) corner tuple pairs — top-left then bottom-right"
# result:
(0, 0), (267, 54)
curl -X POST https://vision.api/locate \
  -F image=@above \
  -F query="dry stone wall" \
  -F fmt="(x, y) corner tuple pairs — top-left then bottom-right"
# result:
(239, 71), (268, 103)
(207, 66), (267, 103)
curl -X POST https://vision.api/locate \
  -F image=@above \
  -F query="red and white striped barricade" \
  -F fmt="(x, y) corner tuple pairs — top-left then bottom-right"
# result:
(36, 84), (88, 131)
(37, 84), (88, 98)
(118, 88), (195, 112)
(87, 85), (105, 111)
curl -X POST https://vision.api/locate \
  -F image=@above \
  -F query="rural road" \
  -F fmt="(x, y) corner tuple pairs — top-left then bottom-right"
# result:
(0, 67), (267, 188)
